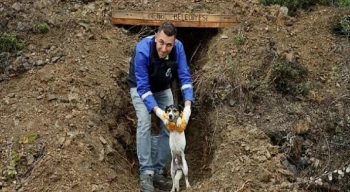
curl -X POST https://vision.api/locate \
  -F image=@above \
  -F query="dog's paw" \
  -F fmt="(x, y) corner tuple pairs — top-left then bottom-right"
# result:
(163, 118), (169, 126)
(176, 117), (182, 127)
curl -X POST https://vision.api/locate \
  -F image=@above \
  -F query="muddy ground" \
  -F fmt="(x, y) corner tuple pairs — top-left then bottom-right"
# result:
(1, 0), (350, 191)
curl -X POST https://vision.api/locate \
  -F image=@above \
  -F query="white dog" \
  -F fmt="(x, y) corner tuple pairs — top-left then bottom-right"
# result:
(165, 105), (190, 192)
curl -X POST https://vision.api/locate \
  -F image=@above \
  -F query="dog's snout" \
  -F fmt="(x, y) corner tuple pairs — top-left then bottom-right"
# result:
(169, 114), (173, 119)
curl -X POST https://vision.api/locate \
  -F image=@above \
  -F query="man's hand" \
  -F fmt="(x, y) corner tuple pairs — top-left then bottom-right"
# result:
(183, 106), (191, 123)
(155, 108), (169, 126)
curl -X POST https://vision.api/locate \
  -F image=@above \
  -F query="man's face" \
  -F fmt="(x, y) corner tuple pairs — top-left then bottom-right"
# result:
(155, 30), (175, 59)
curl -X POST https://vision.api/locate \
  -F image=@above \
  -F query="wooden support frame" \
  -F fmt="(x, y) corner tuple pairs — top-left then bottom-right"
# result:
(111, 10), (237, 28)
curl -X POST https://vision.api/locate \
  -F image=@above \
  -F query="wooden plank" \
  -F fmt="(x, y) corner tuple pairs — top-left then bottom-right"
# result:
(111, 10), (237, 28)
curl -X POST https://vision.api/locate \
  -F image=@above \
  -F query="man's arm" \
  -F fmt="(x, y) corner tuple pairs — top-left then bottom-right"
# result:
(176, 41), (194, 104)
(176, 41), (193, 124)
(134, 45), (158, 113)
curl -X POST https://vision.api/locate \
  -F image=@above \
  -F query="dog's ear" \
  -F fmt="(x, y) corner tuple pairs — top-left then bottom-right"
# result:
(178, 105), (184, 113)
(165, 105), (170, 112)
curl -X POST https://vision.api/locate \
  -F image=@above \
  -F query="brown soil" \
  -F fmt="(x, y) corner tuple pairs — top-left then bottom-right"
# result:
(1, 0), (350, 192)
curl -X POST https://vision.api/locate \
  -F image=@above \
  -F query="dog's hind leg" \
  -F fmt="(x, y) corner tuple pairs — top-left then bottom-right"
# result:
(170, 159), (176, 192)
(182, 153), (191, 189)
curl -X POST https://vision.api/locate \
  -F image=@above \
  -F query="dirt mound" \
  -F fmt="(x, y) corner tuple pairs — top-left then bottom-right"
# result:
(1, 0), (350, 191)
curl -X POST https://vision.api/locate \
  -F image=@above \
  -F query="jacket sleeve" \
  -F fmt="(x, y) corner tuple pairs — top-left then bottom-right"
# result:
(176, 41), (194, 102)
(134, 44), (157, 113)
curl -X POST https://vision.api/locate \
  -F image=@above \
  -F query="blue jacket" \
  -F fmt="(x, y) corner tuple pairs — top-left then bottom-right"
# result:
(127, 35), (194, 113)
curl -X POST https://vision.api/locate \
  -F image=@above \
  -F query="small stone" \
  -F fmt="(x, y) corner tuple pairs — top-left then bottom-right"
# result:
(7, 93), (15, 98)
(337, 170), (344, 176)
(51, 57), (60, 63)
(47, 94), (58, 101)
(92, 184), (99, 192)
(99, 136), (107, 145)
(36, 60), (44, 66)
(36, 95), (43, 100)
(328, 172), (332, 181)
(12, 3), (22, 12)
(221, 35), (228, 39)
(229, 99), (236, 107)
(105, 144), (114, 155)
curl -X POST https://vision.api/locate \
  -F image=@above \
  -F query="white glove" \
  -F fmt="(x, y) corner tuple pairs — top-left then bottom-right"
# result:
(183, 106), (191, 123)
(155, 108), (168, 126)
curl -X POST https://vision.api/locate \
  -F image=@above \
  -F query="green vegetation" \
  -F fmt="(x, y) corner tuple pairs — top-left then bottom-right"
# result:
(260, 0), (310, 11)
(34, 23), (50, 34)
(339, 15), (350, 35)
(338, 0), (350, 7)
(3, 134), (39, 178)
(234, 34), (245, 45)
(333, 15), (350, 37)
(260, 0), (350, 13)
(270, 60), (310, 98)
(0, 32), (25, 53)
(79, 18), (90, 24)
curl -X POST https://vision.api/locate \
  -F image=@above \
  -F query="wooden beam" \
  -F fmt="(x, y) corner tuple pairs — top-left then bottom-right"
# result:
(111, 10), (237, 28)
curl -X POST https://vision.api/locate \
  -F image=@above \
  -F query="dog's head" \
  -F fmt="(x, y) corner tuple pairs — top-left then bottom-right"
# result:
(165, 105), (183, 122)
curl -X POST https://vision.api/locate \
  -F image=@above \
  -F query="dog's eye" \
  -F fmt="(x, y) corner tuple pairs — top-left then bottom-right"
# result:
(173, 109), (178, 112)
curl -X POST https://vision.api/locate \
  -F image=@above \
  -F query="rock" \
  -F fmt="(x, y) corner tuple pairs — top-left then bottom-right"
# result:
(12, 3), (22, 12)
(258, 169), (271, 183)
(47, 94), (58, 101)
(285, 52), (296, 63)
(7, 93), (15, 98)
(92, 184), (99, 192)
(105, 144), (114, 155)
(26, 154), (35, 165)
(229, 99), (236, 107)
(99, 136), (107, 145)
(17, 22), (30, 31)
(68, 92), (79, 103)
(346, 166), (350, 173)
(220, 34), (228, 39)
(256, 155), (267, 162)
(99, 149), (105, 161)
(293, 116), (311, 135)
(51, 57), (60, 63)
(36, 60), (45, 66)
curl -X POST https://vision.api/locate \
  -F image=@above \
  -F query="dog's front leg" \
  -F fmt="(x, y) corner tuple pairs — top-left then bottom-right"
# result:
(182, 152), (191, 189)
(176, 116), (182, 128)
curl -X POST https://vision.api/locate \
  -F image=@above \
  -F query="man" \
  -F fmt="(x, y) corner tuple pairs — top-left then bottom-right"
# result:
(126, 21), (193, 192)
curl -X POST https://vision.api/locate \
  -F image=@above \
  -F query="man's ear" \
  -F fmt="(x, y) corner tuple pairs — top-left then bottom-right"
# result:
(154, 32), (158, 42)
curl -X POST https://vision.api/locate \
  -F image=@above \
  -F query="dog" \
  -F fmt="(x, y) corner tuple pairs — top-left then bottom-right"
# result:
(165, 104), (190, 192)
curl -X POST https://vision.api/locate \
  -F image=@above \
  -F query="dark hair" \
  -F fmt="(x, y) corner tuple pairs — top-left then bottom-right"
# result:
(158, 21), (177, 37)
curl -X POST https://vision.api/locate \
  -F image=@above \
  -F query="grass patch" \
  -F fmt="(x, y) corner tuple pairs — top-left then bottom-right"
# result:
(0, 32), (25, 53)
(234, 34), (245, 45)
(34, 23), (50, 34)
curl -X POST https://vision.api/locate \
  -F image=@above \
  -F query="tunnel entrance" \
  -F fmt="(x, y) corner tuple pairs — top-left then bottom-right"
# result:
(116, 24), (219, 184)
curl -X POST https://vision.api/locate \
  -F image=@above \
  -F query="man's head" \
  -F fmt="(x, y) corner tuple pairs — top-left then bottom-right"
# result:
(155, 21), (177, 59)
